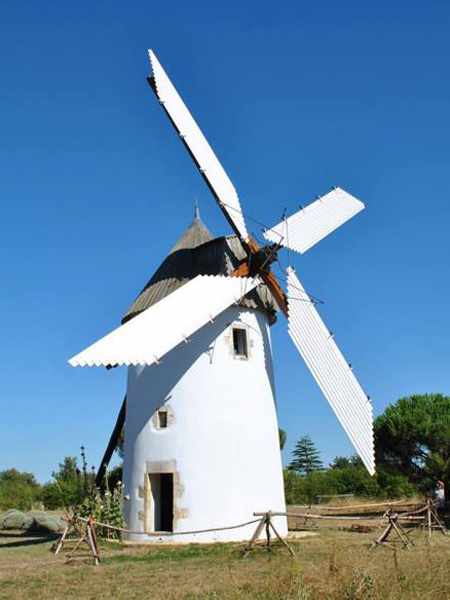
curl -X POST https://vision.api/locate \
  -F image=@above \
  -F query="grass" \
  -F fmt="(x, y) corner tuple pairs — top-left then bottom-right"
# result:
(1, 524), (450, 599)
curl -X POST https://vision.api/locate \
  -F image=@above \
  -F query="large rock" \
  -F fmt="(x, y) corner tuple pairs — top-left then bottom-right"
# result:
(0, 509), (34, 530)
(27, 511), (65, 533)
(0, 510), (65, 533)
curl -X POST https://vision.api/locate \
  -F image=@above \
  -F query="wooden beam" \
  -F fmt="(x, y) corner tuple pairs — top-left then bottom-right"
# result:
(95, 397), (126, 488)
(230, 236), (289, 317)
(230, 261), (251, 278)
(231, 264), (288, 317)
(261, 271), (288, 317)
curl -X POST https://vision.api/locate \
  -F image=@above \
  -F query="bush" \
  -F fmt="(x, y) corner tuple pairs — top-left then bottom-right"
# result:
(284, 469), (338, 505)
(41, 455), (95, 510)
(284, 469), (305, 504)
(376, 468), (416, 498)
(327, 465), (381, 497)
(0, 469), (41, 511)
(77, 480), (124, 539)
(284, 460), (417, 505)
(41, 479), (82, 510)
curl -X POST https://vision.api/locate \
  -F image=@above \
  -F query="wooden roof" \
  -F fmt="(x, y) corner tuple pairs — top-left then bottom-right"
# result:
(122, 215), (276, 324)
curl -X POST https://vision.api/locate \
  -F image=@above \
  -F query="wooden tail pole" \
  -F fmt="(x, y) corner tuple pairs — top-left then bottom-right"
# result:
(96, 396), (126, 488)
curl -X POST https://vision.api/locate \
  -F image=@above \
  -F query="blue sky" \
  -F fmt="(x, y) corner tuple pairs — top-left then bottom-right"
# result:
(1, 1), (449, 482)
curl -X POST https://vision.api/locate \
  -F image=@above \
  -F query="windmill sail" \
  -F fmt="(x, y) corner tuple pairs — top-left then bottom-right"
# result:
(148, 50), (249, 243)
(264, 187), (364, 254)
(286, 267), (375, 474)
(69, 275), (259, 368)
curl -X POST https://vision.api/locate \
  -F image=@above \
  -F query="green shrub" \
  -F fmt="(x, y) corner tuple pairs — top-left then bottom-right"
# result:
(0, 469), (41, 511)
(41, 454), (96, 510)
(284, 460), (417, 505)
(77, 480), (125, 539)
(327, 465), (380, 497)
(376, 468), (416, 498)
(284, 469), (338, 505)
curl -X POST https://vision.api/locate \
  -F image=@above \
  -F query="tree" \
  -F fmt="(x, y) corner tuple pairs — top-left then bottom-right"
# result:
(107, 464), (123, 490)
(330, 455), (363, 470)
(283, 468), (334, 505)
(0, 469), (41, 511)
(279, 428), (287, 450)
(42, 450), (95, 510)
(375, 394), (450, 492)
(288, 435), (323, 475)
(327, 460), (380, 497)
(42, 456), (81, 509)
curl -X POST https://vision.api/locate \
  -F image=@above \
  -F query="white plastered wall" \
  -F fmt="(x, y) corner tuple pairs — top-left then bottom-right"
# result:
(122, 305), (287, 543)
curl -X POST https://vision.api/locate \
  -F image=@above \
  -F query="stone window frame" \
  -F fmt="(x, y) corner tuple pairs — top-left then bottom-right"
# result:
(227, 321), (253, 361)
(151, 402), (175, 431)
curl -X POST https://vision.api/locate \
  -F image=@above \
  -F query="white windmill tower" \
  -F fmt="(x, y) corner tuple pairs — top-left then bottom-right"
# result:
(69, 50), (375, 543)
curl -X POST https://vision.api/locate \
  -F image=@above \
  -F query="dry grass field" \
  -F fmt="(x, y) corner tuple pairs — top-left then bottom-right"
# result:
(1, 518), (450, 600)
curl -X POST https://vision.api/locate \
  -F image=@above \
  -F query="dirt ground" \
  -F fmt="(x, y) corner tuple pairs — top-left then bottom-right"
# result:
(1, 519), (450, 600)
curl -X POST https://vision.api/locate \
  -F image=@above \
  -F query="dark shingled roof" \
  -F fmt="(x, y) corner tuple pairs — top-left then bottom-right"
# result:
(122, 214), (276, 324)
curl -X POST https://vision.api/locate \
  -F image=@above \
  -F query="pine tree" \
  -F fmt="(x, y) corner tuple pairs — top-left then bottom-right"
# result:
(288, 435), (323, 475)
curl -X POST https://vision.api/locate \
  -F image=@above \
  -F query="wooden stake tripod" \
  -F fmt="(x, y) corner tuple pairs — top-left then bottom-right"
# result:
(243, 511), (295, 557)
(371, 510), (414, 550)
(424, 499), (447, 539)
(54, 515), (100, 566)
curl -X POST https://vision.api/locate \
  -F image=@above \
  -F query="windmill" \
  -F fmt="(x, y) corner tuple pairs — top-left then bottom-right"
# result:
(69, 50), (374, 543)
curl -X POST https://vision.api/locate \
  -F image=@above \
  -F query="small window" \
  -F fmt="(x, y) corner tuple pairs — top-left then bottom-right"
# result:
(232, 328), (248, 358)
(158, 410), (168, 429)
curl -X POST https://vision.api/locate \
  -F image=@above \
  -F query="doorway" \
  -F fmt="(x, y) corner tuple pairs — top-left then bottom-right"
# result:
(145, 473), (174, 532)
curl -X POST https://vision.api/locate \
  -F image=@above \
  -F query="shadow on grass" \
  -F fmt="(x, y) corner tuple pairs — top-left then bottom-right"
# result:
(104, 541), (296, 565)
(0, 530), (59, 549)
(104, 543), (244, 565)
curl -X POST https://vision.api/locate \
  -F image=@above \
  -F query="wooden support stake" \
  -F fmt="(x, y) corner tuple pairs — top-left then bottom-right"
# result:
(265, 514), (271, 551)
(86, 517), (100, 566)
(242, 515), (266, 558)
(53, 524), (69, 556)
(53, 516), (101, 566)
(268, 517), (296, 557)
(430, 504), (447, 535)
(427, 500), (432, 540)
(425, 499), (447, 538)
(391, 517), (414, 547)
(372, 519), (393, 548)
(243, 512), (296, 558)
(371, 511), (413, 550)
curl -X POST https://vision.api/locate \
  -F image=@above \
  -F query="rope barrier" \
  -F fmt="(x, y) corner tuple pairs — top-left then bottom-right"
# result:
(74, 515), (262, 537)
(55, 501), (445, 567)
(69, 501), (433, 539)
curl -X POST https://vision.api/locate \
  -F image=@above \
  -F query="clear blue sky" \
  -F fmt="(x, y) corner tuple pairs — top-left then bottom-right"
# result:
(1, 2), (449, 482)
